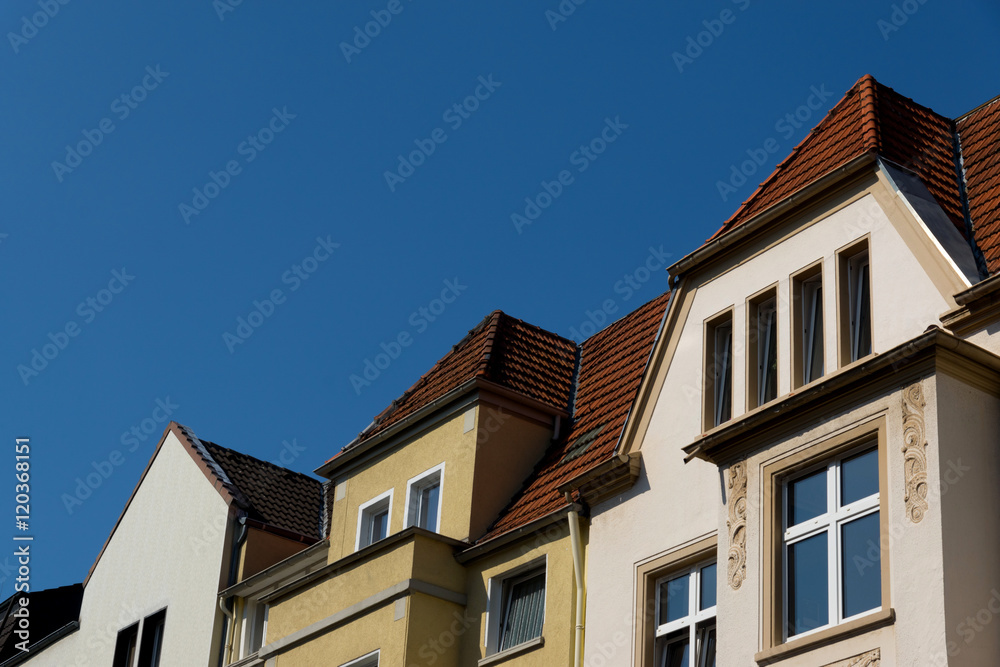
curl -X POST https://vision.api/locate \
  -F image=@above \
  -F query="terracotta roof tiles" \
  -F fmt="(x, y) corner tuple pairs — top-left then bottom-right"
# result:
(958, 96), (1000, 272)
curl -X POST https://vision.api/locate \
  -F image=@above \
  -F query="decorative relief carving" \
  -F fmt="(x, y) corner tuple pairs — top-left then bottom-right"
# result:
(822, 648), (880, 667)
(726, 460), (747, 590)
(902, 382), (929, 523)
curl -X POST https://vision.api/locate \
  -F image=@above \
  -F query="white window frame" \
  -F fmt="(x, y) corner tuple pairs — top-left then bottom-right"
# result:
(713, 322), (732, 426)
(756, 297), (777, 406)
(654, 561), (717, 667)
(485, 557), (547, 656)
(339, 649), (379, 667)
(355, 489), (393, 551)
(781, 444), (880, 641)
(239, 599), (268, 659)
(801, 275), (823, 384)
(403, 463), (445, 533)
(847, 250), (871, 361)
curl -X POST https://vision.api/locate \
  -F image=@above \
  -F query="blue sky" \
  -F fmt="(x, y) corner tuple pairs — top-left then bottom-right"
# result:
(3, 0), (998, 593)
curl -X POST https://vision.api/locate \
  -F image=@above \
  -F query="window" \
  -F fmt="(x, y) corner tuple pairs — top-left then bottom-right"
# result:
(704, 310), (733, 429)
(782, 445), (880, 639)
(838, 240), (872, 365)
(486, 562), (546, 655)
(792, 264), (824, 388)
(747, 288), (778, 409)
(340, 650), (379, 667)
(240, 600), (267, 658)
(137, 609), (166, 667)
(356, 490), (392, 550)
(112, 623), (139, 667)
(654, 562), (717, 667)
(405, 464), (444, 532)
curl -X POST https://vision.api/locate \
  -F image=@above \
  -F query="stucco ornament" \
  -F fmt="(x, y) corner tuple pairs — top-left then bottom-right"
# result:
(726, 460), (747, 590)
(823, 648), (880, 666)
(902, 382), (929, 523)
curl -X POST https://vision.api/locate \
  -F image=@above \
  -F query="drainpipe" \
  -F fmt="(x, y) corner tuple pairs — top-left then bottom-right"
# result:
(219, 515), (248, 666)
(565, 493), (585, 667)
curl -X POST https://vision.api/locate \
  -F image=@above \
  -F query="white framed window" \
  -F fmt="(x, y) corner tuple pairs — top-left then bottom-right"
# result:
(801, 274), (823, 384)
(486, 559), (546, 655)
(356, 490), (393, 551)
(339, 649), (379, 667)
(239, 600), (268, 658)
(782, 444), (880, 640)
(847, 250), (871, 362)
(404, 463), (444, 533)
(755, 297), (778, 406)
(654, 562), (717, 667)
(713, 321), (732, 426)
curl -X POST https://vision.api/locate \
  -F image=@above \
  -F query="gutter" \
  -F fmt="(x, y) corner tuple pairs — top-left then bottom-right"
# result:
(953, 272), (1000, 306)
(667, 152), (878, 279)
(220, 515), (248, 666)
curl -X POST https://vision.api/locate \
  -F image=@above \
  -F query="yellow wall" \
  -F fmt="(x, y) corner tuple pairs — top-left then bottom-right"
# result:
(274, 601), (405, 667)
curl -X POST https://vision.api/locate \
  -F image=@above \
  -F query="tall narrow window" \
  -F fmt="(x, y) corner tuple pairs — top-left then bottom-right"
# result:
(838, 240), (872, 366)
(792, 265), (824, 388)
(498, 569), (546, 652)
(137, 609), (166, 667)
(705, 311), (733, 429)
(782, 445), (880, 639)
(654, 562), (717, 667)
(112, 623), (139, 667)
(405, 464), (444, 533)
(748, 288), (778, 410)
(356, 491), (392, 550)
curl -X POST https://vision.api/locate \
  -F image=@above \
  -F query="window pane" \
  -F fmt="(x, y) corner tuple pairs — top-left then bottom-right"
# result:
(852, 261), (871, 360)
(658, 574), (689, 625)
(372, 509), (388, 542)
(805, 284), (823, 383)
(660, 636), (689, 667)
(418, 482), (440, 531)
(500, 572), (545, 650)
(699, 564), (717, 611)
(697, 624), (716, 667)
(759, 301), (777, 404)
(841, 448), (878, 506)
(715, 325), (732, 425)
(788, 532), (828, 636)
(788, 469), (827, 526)
(842, 512), (881, 618)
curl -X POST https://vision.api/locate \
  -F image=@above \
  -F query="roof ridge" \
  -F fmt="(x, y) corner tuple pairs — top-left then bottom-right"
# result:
(859, 73), (881, 151)
(475, 310), (504, 380)
(956, 92), (1000, 123)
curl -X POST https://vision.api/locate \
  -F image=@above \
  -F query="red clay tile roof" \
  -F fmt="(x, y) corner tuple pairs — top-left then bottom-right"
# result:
(203, 440), (325, 540)
(711, 74), (966, 241)
(958, 96), (1000, 273)
(344, 311), (578, 450)
(478, 291), (671, 542)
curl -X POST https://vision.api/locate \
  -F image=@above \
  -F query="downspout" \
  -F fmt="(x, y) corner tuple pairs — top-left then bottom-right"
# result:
(565, 493), (585, 667)
(219, 515), (248, 666)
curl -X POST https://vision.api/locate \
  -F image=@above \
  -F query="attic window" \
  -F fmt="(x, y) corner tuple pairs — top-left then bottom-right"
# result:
(560, 425), (605, 464)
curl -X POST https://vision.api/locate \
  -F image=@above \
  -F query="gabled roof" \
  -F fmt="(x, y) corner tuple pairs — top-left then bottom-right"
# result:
(478, 291), (671, 542)
(712, 75), (967, 242)
(86, 423), (324, 586)
(957, 95), (1000, 272)
(0, 584), (83, 664)
(341, 311), (578, 451)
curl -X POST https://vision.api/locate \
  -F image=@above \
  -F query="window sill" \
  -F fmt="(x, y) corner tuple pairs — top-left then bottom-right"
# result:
(755, 608), (894, 665)
(478, 636), (545, 666)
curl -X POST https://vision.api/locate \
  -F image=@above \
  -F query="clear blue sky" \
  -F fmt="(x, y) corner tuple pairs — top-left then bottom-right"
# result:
(3, 0), (998, 593)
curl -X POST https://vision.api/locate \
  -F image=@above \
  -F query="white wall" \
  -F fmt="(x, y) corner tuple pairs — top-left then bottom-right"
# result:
(28, 431), (231, 666)
(584, 189), (962, 665)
